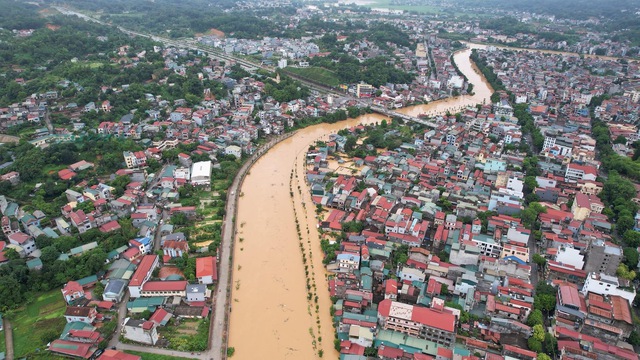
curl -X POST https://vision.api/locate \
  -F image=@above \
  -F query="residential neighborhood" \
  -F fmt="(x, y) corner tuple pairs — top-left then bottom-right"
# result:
(1, 0), (640, 360)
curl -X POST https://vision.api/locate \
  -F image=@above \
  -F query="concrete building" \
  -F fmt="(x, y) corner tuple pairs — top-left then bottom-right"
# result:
(128, 255), (159, 298)
(196, 256), (217, 285)
(103, 279), (127, 302)
(186, 284), (207, 302)
(123, 318), (159, 345)
(583, 240), (621, 276)
(581, 272), (636, 306)
(377, 299), (457, 347)
(190, 161), (212, 186)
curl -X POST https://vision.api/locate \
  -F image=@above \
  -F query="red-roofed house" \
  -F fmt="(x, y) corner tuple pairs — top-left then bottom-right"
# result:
(97, 349), (141, 360)
(378, 299), (456, 347)
(48, 339), (96, 359)
(196, 256), (217, 285)
(99, 220), (121, 233)
(61, 281), (85, 304)
(128, 255), (159, 298)
(58, 169), (77, 180)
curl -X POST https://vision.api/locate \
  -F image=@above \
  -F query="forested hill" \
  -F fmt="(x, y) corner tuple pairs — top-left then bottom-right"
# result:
(456, 0), (639, 20)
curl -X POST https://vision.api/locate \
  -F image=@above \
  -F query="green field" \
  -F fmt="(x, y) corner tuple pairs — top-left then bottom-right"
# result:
(125, 350), (193, 360)
(284, 66), (341, 87)
(11, 290), (67, 358)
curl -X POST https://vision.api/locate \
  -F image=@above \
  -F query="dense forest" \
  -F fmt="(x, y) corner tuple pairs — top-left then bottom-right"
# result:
(40, 0), (294, 39)
(309, 55), (415, 87)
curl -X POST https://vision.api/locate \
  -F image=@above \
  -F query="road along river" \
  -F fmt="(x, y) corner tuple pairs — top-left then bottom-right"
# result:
(227, 47), (493, 360)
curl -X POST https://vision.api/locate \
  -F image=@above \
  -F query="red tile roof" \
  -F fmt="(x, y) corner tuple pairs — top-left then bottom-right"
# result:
(142, 280), (187, 292)
(378, 299), (455, 332)
(129, 255), (158, 286)
(98, 349), (141, 360)
(49, 339), (94, 358)
(196, 256), (217, 280)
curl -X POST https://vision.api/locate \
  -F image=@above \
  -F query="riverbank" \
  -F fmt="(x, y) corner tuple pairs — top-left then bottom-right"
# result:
(227, 47), (494, 359)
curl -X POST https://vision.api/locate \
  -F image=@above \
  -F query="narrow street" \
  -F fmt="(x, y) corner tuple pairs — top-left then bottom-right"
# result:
(3, 317), (14, 360)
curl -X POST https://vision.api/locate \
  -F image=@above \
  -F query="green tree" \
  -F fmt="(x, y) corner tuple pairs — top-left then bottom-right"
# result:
(534, 294), (556, 314)
(532, 254), (547, 268)
(537, 354), (552, 360)
(617, 263), (637, 281)
(94, 281), (105, 299)
(623, 247), (639, 268)
(528, 337), (543, 353)
(526, 309), (544, 326)
(532, 324), (545, 342)
(543, 332), (557, 356)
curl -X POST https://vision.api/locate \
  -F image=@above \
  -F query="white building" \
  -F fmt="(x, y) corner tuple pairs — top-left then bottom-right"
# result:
(555, 246), (584, 270)
(581, 272), (636, 306)
(337, 253), (360, 273)
(224, 145), (242, 159)
(186, 284), (207, 302)
(123, 318), (159, 345)
(399, 266), (426, 283)
(190, 161), (212, 186)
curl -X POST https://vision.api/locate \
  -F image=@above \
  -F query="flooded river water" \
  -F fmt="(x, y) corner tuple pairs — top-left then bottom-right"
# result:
(228, 47), (493, 359)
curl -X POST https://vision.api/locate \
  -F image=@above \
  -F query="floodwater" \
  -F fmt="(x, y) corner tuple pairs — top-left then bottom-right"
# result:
(228, 47), (492, 360)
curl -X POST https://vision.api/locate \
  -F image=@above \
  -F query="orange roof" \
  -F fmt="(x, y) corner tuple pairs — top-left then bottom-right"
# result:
(611, 295), (633, 324)
(196, 256), (217, 280)
(129, 255), (158, 286)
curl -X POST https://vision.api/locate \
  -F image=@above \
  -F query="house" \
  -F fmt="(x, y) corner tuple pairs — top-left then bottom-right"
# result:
(7, 232), (36, 255)
(163, 240), (189, 258)
(64, 306), (97, 324)
(97, 349), (141, 360)
(26, 257), (42, 270)
(48, 339), (97, 359)
(128, 255), (159, 298)
(190, 161), (212, 186)
(186, 284), (207, 303)
(123, 151), (147, 169)
(224, 145), (242, 158)
(140, 280), (187, 297)
(565, 163), (597, 182)
(581, 272), (636, 306)
(69, 210), (93, 234)
(0, 171), (20, 185)
(62, 281), (85, 305)
(149, 308), (172, 326)
(123, 318), (158, 345)
(103, 279), (127, 303)
(377, 299), (457, 347)
(196, 256), (217, 285)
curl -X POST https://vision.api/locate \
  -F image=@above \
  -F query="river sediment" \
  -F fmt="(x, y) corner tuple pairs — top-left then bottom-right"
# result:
(228, 47), (493, 359)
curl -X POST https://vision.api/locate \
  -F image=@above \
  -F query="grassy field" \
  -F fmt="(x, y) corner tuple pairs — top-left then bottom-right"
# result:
(125, 350), (193, 360)
(284, 66), (341, 87)
(11, 290), (67, 358)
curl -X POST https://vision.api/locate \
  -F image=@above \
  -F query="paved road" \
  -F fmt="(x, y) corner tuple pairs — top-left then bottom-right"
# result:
(108, 292), (129, 349)
(207, 133), (294, 359)
(108, 292), (199, 359)
(115, 343), (200, 359)
(4, 318), (14, 360)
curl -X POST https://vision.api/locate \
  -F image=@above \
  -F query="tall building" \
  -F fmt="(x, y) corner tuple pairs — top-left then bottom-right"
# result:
(377, 299), (457, 347)
(583, 240), (621, 276)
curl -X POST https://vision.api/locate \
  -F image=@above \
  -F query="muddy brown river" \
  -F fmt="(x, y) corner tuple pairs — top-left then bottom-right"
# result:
(228, 47), (492, 359)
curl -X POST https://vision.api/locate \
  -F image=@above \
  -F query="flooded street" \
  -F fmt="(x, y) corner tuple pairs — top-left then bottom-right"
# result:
(228, 47), (493, 360)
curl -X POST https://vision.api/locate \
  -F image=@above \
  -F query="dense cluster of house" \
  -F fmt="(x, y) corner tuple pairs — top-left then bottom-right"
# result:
(48, 252), (217, 357)
(306, 94), (639, 359)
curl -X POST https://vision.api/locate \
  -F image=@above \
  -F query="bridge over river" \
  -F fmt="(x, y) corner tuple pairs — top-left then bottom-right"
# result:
(370, 105), (441, 128)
